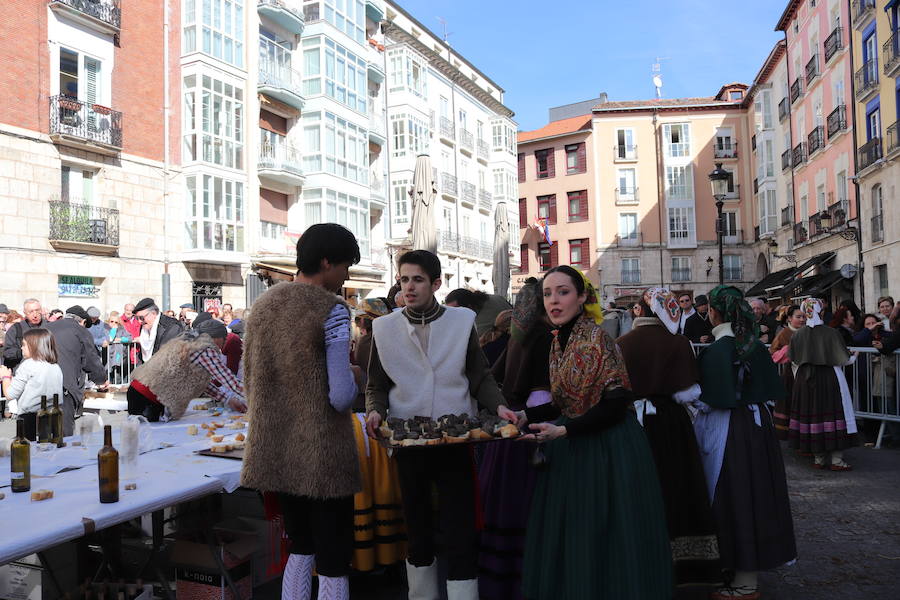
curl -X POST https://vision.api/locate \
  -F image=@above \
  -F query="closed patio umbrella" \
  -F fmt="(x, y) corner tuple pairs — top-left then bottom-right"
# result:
(409, 154), (437, 254)
(492, 201), (510, 298)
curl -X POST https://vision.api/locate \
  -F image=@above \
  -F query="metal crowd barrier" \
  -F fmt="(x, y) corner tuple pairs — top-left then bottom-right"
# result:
(104, 340), (141, 386)
(690, 342), (900, 448)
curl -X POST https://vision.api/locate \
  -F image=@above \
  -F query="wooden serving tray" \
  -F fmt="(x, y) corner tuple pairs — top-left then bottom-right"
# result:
(376, 432), (520, 450)
(197, 447), (244, 460)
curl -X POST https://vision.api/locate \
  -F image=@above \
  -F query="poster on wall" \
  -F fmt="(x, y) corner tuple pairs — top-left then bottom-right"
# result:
(203, 298), (222, 315)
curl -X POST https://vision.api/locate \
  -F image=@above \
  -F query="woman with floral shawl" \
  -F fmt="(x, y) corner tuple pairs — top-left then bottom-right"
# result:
(694, 286), (796, 600)
(515, 266), (671, 599)
(787, 298), (858, 470)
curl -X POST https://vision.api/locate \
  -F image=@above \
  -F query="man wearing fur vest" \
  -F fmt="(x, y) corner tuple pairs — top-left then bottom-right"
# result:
(241, 224), (364, 600)
(365, 250), (517, 600)
(126, 318), (246, 421)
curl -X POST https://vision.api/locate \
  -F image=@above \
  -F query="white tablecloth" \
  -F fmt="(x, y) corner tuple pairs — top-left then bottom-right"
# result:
(0, 402), (246, 565)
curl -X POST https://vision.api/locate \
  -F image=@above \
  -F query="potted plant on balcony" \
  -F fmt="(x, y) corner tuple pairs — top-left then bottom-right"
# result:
(92, 104), (113, 115)
(58, 96), (81, 111)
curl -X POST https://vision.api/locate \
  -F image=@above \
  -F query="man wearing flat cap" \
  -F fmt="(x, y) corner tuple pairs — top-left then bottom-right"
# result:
(46, 305), (108, 435)
(133, 297), (184, 363)
(683, 294), (713, 344)
(128, 317), (246, 420)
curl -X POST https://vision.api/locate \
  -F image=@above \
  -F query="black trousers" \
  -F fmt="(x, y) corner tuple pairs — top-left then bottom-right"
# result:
(126, 386), (164, 422)
(394, 445), (478, 580)
(279, 493), (354, 577)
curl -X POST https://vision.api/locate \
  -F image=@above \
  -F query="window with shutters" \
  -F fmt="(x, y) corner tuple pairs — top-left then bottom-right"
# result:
(61, 166), (96, 204)
(517, 153), (525, 182)
(569, 239), (589, 269)
(519, 244), (529, 272)
(565, 143), (586, 174)
(616, 169), (637, 203)
(567, 190), (588, 222)
(58, 48), (106, 107)
(535, 148), (555, 179)
(537, 194), (556, 224)
(519, 198), (528, 228)
(538, 242), (557, 271)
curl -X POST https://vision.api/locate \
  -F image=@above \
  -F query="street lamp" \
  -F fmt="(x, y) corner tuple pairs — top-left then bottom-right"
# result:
(708, 162), (730, 286)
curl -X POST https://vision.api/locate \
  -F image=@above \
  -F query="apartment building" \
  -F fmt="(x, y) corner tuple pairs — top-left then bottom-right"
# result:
(0, 0), (182, 311)
(514, 109), (595, 295)
(851, 0), (899, 304)
(380, 4), (518, 298)
(591, 86), (757, 305)
(757, 0), (860, 306)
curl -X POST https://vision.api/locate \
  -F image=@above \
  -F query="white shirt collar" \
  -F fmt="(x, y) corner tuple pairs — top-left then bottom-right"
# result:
(139, 315), (161, 361)
(712, 322), (734, 340)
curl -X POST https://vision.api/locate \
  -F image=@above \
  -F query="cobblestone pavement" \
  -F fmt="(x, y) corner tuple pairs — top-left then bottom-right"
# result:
(255, 442), (900, 600)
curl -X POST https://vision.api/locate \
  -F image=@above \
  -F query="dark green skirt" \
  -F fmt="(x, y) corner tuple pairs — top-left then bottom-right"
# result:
(522, 413), (673, 600)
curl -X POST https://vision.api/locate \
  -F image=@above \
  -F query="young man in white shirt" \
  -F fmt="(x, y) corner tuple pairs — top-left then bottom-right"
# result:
(366, 249), (515, 600)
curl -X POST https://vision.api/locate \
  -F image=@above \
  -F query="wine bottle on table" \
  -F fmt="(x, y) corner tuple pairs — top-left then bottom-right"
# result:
(50, 394), (65, 447)
(11, 417), (31, 493)
(36, 395), (51, 443)
(98, 425), (119, 503)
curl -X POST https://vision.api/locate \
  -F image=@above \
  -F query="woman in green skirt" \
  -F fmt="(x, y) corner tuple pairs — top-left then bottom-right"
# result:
(513, 266), (672, 600)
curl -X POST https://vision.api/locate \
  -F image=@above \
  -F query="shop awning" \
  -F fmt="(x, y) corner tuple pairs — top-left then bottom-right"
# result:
(744, 267), (797, 298)
(762, 252), (837, 299)
(791, 270), (848, 300)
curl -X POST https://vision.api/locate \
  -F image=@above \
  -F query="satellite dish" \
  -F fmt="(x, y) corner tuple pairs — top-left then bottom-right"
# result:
(652, 75), (663, 88)
(839, 264), (857, 279)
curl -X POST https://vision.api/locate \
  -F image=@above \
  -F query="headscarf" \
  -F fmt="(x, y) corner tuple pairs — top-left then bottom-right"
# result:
(646, 287), (680, 334)
(575, 268), (604, 325)
(479, 309), (513, 347)
(709, 285), (759, 360)
(801, 297), (824, 328)
(358, 297), (392, 320)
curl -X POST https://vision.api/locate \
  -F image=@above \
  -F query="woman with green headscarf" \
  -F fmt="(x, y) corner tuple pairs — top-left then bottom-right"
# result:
(694, 285), (797, 600)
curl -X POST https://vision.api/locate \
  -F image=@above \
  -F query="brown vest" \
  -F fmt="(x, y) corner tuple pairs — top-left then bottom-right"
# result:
(240, 282), (361, 499)
(131, 334), (216, 419)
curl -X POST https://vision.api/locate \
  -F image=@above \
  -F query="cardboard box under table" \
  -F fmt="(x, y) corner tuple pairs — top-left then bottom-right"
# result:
(172, 519), (259, 600)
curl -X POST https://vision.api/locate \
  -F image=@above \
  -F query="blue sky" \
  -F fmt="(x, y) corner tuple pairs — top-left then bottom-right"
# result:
(396, 0), (790, 131)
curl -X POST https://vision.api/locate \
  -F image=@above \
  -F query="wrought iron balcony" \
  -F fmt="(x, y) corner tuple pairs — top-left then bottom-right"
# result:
(439, 117), (455, 142)
(477, 139), (489, 162)
(858, 137), (882, 171)
(824, 27), (844, 62)
(615, 144), (638, 160)
(792, 142), (806, 168)
(724, 267), (743, 282)
(807, 126), (825, 156)
(438, 230), (459, 253)
(478, 189), (492, 213)
(794, 222), (808, 244)
(460, 181), (476, 206)
(616, 233), (642, 247)
(723, 228), (742, 245)
(885, 33), (900, 77)
(781, 149), (792, 171)
(258, 64), (304, 109)
(790, 78), (803, 104)
(258, 142), (304, 185)
(671, 268), (692, 282)
(809, 212), (825, 237)
(854, 59), (879, 101)
(615, 187), (639, 205)
(852, 0), (876, 28)
(49, 0), (121, 33)
(714, 140), (737, 159)
(872, 213), (884, 243)
(887, 121), (900, 156)
(459, 128), (474, 153)
(827, 105), (847, 139)
(805, 53), (820, 86)
(49, 96), (123, 153)
(828, 200), (848, 228)
(440, 172), (457, 197)
(778, 97), (789, 123)
(781, 205), (793, 227)
(49, 199), (119, 251)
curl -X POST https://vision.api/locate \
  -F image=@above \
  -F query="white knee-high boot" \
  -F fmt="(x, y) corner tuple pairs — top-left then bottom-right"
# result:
(317, 575), (349, 600)
(282, 554), (314, 600)
(446, 578), (478, 600)
(405, 560), (439, 600)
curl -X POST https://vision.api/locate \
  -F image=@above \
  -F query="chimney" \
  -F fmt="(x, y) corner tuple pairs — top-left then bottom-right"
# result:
(598, 92), (608, 104)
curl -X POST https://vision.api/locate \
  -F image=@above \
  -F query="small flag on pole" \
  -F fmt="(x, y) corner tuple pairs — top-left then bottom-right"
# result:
(533, 216), (552, 245)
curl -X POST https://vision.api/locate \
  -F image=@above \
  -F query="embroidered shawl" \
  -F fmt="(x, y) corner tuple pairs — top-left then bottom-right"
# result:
(549, 313), (631, 418)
